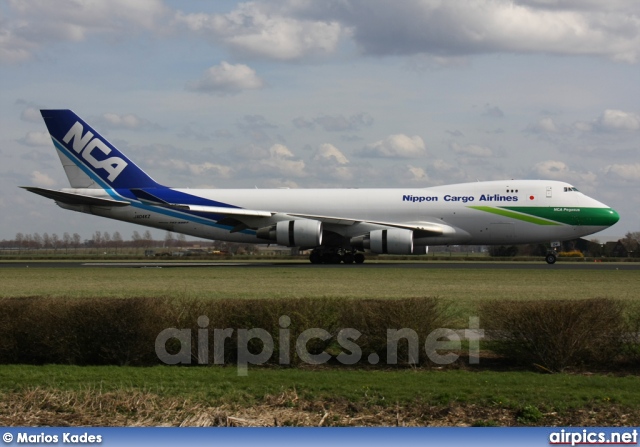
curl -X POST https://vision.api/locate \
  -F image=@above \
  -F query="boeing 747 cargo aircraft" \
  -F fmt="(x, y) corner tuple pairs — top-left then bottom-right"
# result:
(22, 110), (619, 264)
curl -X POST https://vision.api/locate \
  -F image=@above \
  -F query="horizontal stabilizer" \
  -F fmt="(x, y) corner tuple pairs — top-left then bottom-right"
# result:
(21, 187), (130, 207)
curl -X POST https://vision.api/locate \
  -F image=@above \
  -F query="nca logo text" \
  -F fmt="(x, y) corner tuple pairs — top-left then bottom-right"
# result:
(63, 121), (128, 182)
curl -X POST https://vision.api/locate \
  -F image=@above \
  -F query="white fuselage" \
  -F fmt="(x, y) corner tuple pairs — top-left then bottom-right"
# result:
(59, 179), (616, 247)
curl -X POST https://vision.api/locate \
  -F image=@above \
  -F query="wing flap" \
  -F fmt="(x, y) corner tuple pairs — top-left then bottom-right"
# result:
(175, 204), (274, 218)
(288, 212), (452, 237)
(288, 213), (360, 226)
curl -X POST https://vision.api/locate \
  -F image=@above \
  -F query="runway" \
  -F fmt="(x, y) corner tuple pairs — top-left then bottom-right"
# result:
(1, 260), (639, 270)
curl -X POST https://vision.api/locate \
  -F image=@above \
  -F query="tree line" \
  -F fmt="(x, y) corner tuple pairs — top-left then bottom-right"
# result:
(3, 229), (639, 257)
(1, 230), (190, 253)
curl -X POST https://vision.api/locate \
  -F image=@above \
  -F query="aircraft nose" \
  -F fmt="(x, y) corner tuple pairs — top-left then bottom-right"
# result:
(580, 194), (620, 227)
(604, 208), (620, 226)
(593, 207), (620, 227)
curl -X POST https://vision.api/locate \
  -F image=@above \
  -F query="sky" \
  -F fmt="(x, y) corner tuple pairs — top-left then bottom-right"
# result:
(1, 0), (639, 242)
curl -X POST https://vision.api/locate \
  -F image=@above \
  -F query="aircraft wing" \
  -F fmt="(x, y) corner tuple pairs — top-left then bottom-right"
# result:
(183, 206), (451, 237)
(21, 187), (131, 207)
(129, 189), (453, 237)
(183, 207), (449, 238)
(287, 212), (448, 237)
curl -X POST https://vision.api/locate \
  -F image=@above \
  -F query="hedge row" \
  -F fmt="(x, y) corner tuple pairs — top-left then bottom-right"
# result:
(479, 298), (640, 371)
(0, 296), (451, 367)
(1, 297), (637, 371)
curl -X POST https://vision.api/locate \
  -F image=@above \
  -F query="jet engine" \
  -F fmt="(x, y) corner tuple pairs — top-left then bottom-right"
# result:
(350, 228), (414, 255)
(257, 219), (323, 248)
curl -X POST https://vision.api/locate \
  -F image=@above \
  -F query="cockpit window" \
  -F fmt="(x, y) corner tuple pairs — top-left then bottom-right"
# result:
(563, 186), (580, 192)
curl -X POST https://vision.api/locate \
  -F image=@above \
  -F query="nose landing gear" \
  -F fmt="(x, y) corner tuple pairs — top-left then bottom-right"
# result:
(545, 252), (557, 264)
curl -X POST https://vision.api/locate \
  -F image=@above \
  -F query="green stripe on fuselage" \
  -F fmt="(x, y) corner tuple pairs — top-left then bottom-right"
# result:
(469, 206), (619, 226)
(468, 206), (561, 225)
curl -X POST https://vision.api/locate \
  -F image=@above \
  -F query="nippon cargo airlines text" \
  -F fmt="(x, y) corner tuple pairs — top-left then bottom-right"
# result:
(402, 194), (519, 203)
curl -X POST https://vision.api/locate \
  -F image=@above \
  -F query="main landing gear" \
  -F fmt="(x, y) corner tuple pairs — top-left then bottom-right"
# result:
(309, 248), (365, 264)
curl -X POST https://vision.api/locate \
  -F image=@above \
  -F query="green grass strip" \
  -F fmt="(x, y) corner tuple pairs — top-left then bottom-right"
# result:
(1, 365), (639, 410)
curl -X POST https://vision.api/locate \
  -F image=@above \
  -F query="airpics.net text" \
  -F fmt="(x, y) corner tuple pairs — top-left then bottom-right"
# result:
(155, 316), (484, 376)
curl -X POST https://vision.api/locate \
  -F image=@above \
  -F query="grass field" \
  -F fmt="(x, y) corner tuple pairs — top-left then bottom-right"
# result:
(2, 265), (636, 300)
(3, 364), (639, 408)
(1, 263), (639, 426)
(1, 364), (639, 426)
(1, 265), (637, 321)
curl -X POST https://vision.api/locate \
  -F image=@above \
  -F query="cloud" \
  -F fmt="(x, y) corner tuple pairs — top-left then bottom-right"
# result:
(5, 0), (640, 66)
(292, 113), (374, 132)
(313, 113), (373, 132)
(214, 129), (234, 139)
(256, 144), (306, 178)
(296, 0), (640, 62)
(20, 107), (42, 123)
(188, 162), (233, 178)
(527, 117), (562, 134)
(30, 170), (56, 187)
(532, 160), (569, 179)
(595, 109), (640, 131)
(574, 109), (640, 133)
(0, 22), (36, 64)
(406, 165), (428, 183)
(2, 0), (168, 64)
(187, 62), (264, 95)
(482, 104), (505, 118)
(309, 144), (353, 181)
(603, 163), (640, 182)
(19, 131), (51, 147)
(525, 116), (590, 142)
(422, 159), (468, 184)
(573, 121), (593, 132)
(358, 134), (426, 158)
(175, 2), (344, 61)
(235, 114), (278, 143)
(150, 157), (233, 179)
(451, 142), (493, 157)
(446, 130), (464, 137)
(531, 160), (597, 186)
(95, 113), (157, 131)
(292, 117), (315, 130)
(269, 144), (293, 159)
(313, 143), (349, 165)
(236, 114), (277, 131)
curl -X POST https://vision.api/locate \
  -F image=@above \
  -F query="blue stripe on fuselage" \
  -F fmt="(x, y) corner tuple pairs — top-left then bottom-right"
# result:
(118, 199), (257, 236)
